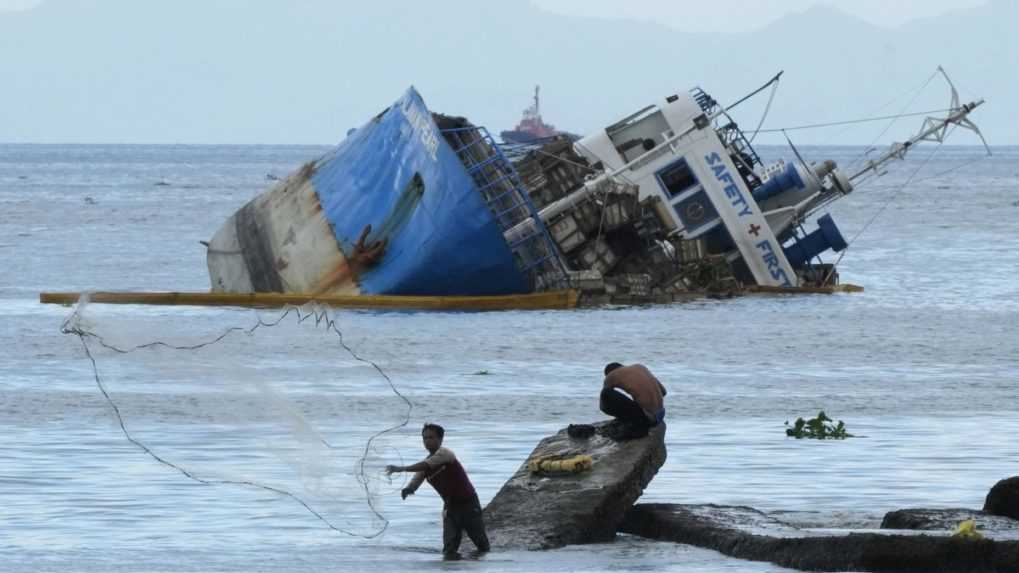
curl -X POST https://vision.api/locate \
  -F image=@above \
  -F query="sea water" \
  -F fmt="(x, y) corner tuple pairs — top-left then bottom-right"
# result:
(1, 144), (1017, 572)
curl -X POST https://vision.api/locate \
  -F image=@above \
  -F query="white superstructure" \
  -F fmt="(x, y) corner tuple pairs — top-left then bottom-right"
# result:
(571, 91), (813, 286)
(503, 71), (984, 290)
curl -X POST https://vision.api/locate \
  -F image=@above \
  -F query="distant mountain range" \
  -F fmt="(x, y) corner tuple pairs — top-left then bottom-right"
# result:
(1, 0), (1013, 144)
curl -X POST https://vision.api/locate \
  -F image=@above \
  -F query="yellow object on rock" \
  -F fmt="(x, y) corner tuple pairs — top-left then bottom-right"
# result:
(527, 454), (593, 475)
(952, 519), (983, 540)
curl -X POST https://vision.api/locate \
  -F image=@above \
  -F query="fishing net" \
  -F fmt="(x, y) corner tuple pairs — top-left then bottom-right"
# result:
(60, 295), (413, 538)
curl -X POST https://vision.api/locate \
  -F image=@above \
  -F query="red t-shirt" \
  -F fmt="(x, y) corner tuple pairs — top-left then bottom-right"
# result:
(409, 447), (477, 506)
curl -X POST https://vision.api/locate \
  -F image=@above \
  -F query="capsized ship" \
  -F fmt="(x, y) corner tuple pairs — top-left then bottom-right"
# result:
(207, 75), (984, 303)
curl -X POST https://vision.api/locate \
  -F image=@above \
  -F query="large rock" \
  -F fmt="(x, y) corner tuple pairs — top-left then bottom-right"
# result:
(483, 420), (666, 550)
(622, 503), (1019, 572)
(882, 508), (1019, 532)
(985, 477), (1019, 520)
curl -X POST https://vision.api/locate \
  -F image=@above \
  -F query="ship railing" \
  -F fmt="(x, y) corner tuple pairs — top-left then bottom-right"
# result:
(689, 86), (763, 187)
(718, 123), (763, 168)
(690, 87), (719, 115)
(717, 123), (764, 189)
(441, 126), (568, 290)
(449, 135), (491, 156)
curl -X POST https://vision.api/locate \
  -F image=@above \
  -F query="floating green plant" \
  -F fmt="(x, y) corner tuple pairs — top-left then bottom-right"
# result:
(785, 411), (853, 439)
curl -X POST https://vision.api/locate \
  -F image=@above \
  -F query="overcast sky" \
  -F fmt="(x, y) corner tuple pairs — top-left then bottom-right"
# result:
(0, 0), (38, 10)
(0, 0), (1008, 145)
(532, 0), (988, 32)
(0, 0), (990, 29)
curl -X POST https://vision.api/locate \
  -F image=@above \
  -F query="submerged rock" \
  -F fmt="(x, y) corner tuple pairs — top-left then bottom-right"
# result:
(483, 420), (666, 550)
(622, 503), (1019, 572)
(985, 477), (1019, 520)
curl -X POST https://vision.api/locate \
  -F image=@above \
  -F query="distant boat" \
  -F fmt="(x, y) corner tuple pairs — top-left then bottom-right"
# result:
(499, 85), (561, 144)
(206, 72), (984, 302)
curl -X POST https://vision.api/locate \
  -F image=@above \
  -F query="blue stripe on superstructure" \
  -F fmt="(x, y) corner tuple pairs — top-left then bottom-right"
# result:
(309, 87), (528, 296)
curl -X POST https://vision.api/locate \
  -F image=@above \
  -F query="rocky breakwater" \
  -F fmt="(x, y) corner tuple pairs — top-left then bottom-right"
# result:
(483, 421), (666, 550)
(621, 475), (1019, 572)
(881, 475), (1019, 537)
(621, 503), (1019, 572)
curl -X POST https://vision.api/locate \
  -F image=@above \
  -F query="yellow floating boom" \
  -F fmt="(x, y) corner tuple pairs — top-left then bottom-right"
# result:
(39, 290), (581, 311)
(39, 284), (861, 311)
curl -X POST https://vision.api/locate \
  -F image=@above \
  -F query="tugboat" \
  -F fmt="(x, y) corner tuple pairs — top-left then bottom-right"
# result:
(206, 71), (985, 303)
(499, 85), (560, 144)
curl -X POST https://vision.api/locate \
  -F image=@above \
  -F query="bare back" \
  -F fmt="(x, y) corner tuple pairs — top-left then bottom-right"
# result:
(603, 363), (665, 416)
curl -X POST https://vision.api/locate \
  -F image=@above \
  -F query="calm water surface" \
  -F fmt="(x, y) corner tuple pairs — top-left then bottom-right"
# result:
(1, 144), (1017, 572)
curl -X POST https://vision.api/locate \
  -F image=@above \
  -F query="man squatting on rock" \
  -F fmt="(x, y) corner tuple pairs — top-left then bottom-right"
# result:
(601, 362), (667, 437)
(386, 423), (490, 558)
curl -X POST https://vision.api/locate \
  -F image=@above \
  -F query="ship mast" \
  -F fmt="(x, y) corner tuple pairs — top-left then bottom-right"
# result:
(850, 67), (988, 182)
(850, 101), (985, 182)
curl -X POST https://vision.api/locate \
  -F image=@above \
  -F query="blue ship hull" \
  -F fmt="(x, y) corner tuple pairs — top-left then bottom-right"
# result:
(207, 88), (546, 296)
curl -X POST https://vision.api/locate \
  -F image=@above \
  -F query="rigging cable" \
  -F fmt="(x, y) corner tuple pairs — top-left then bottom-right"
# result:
(847, 69), (943, 171)
(755, 108), (952, 134)
(724, 70), (784, 113)
(61, 301), (411, 539)
(747, 75), (781, 143)
(822, 124), (957, 286)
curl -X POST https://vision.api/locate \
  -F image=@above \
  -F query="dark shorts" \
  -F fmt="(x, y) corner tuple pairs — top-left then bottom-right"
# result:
(442, 494), (490, 556)
(600, 387), (661, 430)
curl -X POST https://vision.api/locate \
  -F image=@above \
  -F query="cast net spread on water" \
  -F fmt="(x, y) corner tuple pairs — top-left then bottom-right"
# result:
(60, 295), (414, 538)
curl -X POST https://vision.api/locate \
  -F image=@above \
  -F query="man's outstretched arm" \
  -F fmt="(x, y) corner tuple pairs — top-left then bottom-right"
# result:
(386, 461), (431, 500)
(385, 461), (431, 474)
